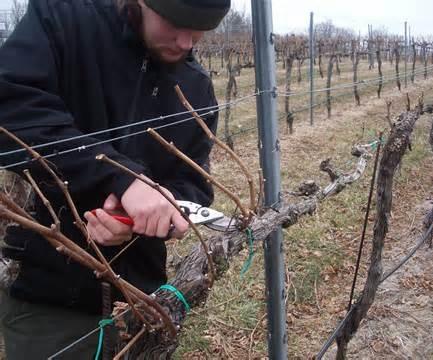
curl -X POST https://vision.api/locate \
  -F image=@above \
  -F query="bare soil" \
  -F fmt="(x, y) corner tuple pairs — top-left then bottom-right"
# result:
(325, 165), (433, 359)
(1, 58), (433, 359)
(177, 68), (433, 359)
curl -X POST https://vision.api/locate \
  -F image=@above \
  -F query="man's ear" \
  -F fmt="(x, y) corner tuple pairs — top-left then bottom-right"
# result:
(124, 0), (144, 33)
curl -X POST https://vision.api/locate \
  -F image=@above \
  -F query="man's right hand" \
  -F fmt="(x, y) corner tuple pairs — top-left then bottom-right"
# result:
(120, 176), (189, 239)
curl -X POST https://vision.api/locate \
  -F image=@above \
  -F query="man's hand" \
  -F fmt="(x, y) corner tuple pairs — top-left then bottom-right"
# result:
(84, 177), (189, 246)
(121, 177), (189, 239)
(84, 194), (133, 246)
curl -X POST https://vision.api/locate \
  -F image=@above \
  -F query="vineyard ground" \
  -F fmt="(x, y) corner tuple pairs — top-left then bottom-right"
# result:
(1, 58), (433, 359)
(172, 60), (433, 359)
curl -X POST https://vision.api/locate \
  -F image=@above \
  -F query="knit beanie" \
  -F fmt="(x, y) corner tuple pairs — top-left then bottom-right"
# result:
(143, 0), (231, 31)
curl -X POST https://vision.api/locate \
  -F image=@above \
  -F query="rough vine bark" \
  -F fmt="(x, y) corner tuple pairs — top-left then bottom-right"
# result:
(0, 171), (32, 289)
(426, 105), (433, 151)
(285, 53), (295, 134)
(377, 48), (383, 99)
(115, 148), (372, 359)
(411, 42), (416, 84)
(224, 53), (238, 150)
(367, 30), (374, 70)
(422, 43), (428, 80)
(296, 56), (305, 83)
(0, 171), (32, 238)
(335, 54), (341, 76)
(318, 40), (324, 78)
(327, 54), (337, 118)
(335, 103), (423, 359)
(351, 42), (361, 106)
(394, 44), (401, 91)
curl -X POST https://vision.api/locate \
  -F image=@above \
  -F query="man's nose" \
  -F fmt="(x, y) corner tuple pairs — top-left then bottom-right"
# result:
(176, 31), (193, 51)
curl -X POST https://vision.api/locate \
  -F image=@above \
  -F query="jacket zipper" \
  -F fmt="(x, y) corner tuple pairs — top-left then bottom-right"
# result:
(141, 58), (148, 73)
(117, 58), (147, 153)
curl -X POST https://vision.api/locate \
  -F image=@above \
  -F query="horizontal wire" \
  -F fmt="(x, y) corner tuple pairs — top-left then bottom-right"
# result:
(1, 59), (430, 166)
(315, 306), (355, 359)
(212, 66), (433, 141)
(195, 43), (430, 55)
(281, 70), (432, 109)
(286, 71), (431, 115)
(0, 111), (213, 170)
(278, 68), (409, 97)
(276, 64), (433, 98)
(33, 75), (433, 358)
(0, 91), (264, 158)
(24, 92), (266, 359)
(315, 222), (433, 359)
(0, 92), (268, 170)
(47, 306), (131, 359)
(273, 66), (433, 124)
(0, 105), (217, 157)
(381, 222), (433, 283)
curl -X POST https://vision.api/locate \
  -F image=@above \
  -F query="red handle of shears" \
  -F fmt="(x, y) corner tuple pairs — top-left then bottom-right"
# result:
(90, 210), (134, 226)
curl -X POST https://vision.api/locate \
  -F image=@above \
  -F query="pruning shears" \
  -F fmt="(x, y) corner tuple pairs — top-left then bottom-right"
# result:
(91, 200), (236, 232)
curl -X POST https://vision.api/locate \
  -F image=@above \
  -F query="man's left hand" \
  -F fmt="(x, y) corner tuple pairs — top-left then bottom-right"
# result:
(84, 194), (133, 246)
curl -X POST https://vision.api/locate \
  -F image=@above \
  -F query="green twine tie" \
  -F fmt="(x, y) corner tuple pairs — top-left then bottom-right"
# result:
(370, 136), (386, 151)
(94, 318), (114, 360)
(158, 284), (190, 313)
(241, 227), (255, 277)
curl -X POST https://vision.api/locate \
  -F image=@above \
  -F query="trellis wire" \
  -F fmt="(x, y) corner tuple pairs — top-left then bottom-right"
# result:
(0, 91), (266, 158)
(0, 91), (273, 170)
(315, 211), (433, 359)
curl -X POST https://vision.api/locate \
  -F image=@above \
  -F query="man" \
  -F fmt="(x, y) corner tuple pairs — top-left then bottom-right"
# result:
(0, 0), (230, 358)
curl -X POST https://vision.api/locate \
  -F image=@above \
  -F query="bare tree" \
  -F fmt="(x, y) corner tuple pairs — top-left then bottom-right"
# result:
(10, 0), (27, 28)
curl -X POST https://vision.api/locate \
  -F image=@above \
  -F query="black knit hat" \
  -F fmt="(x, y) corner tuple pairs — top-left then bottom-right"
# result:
(143, 0), (231, 31)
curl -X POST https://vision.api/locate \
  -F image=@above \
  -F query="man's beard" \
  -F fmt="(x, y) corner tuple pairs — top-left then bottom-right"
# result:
(146, 46), (190, 67)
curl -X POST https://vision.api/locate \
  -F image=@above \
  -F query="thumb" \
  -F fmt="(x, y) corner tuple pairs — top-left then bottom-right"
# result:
(171, 211), (189, 238)
(103, 193), (120, 211)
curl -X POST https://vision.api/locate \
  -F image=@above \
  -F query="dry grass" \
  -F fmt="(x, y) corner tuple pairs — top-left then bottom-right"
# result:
(172, 58), (433, 359)
(1, 56), (433, 359)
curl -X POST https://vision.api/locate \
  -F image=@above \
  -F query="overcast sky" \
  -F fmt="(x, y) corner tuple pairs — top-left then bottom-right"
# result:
(232, 0), (432, 37)
(0, 0), (431, 37)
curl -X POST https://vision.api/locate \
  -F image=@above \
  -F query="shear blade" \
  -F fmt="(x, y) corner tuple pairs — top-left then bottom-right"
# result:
(205, 217), (238, 232)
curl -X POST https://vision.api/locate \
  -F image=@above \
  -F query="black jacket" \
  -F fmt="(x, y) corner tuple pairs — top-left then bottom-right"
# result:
(0, 0), (217, 314)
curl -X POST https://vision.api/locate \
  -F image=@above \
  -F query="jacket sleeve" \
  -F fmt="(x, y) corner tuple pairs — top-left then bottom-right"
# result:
(0, 0), (146, 200)
(162, 82), (218, 207)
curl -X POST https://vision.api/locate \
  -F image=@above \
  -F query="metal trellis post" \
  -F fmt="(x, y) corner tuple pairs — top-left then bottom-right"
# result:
(309, 12), (315, 126)
(404, 21), (408, 88)
(251, 0), (288, 359)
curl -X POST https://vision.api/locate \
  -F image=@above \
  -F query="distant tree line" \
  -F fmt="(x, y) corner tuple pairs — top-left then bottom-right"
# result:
(0, 0), (27, 45)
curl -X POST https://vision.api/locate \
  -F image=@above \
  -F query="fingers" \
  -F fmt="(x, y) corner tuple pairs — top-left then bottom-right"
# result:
(156, 216), (171, 239)
(103, 193), (120, 211)
(143, 215), (158, 238)
(130, 205), (188, 239)
(121, 178), (189, 239)
(170, 211), (189, 239)
(95, 209), (131, 235)
(133, 204), (189, 239)
(85, 211), (112, 244)
(84, 210), (133, 246)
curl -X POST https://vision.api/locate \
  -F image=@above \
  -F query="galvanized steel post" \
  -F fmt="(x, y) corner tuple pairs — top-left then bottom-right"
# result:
(309, 12), (315, 126)
(404, 21), (408, 88)
(251, 0), (288, 359)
